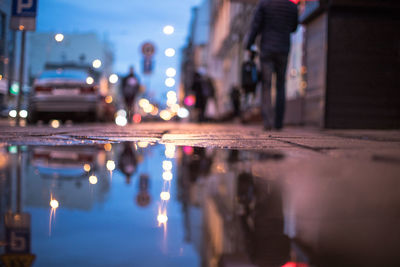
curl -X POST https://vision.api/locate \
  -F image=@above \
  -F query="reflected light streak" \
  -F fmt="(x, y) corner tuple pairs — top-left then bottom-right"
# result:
(138, 141), (149, 148)
(162, 171), (173, 181)
(162, 160), (172, 171)
(165, 144), (176, 158)
(106, 160), (115, 171)
(89, 175), (98, 185)
(49, 195), (59, 236)
(160, 192), (171, 201)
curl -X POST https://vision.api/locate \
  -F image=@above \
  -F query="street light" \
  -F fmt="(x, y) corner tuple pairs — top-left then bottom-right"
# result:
(165, 78), (175, 87)
(92, 59), (102, 69)
(163, 25), (174, 35)
(109, 74), (118, 84)
(86, 76), (94, 85)
(166, 67), (176, 77)
(55, 33), (64, 42)
(164, 48), (175, 57)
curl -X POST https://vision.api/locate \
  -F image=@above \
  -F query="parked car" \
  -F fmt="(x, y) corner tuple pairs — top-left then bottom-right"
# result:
(28, 69), (100, 123)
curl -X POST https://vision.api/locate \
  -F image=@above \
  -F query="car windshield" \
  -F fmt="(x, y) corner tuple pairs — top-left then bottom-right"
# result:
(40, 70), (88, 80)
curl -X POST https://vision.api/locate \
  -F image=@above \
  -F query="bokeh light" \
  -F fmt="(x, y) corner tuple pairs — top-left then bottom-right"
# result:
(164, 48), (175, 57)
(92, 59), (102, 69)
(54, 33), (64, 42)
(163, 25), (175, 35)
(109, 74), (118, 84)
(162, 160), (173, 171)
(160, 192), (171, 201)
(50, 199), (59, 209)
(184, 95), (196, 106)
(165, 78), (175, 87)
(51, 120), (60, 128)
(83, 164), (91, 172)
(115, 115), (127, 126)
(86, 76), (94, 85)
(89, 175), (98, 185)
(9, 110), (17, 118)
(162, 171), (173, 181)
(106, 160), (115, 171)
(166, 68), (176, 77)
(160, 110), (173, 121)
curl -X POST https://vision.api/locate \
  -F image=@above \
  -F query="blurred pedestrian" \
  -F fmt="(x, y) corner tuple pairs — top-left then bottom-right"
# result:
(118, 142), (137, 184)
(246, 0), (298, 130)
(121, 66), (140, 123)
(192, 69), (216, 122)
(230, 85), (241, 119)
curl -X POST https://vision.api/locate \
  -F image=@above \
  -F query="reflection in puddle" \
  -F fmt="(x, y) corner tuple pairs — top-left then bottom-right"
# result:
(0, 143), (399, 266)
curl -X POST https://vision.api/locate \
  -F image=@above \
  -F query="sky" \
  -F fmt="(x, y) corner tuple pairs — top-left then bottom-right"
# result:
(36, 0), (203, 101)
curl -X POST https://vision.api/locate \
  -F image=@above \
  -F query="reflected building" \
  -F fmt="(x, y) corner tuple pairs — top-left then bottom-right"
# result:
(177, 147), (291, 267)
(177, 146), (400, 266)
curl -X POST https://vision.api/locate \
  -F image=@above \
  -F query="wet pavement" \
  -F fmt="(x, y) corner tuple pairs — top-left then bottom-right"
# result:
(0, 123), (400, 267)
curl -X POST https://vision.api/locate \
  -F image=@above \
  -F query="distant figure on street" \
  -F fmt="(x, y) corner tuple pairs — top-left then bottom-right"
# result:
(192, 69), (216, 122)
(121, 66), (140, 123)
(246, 0), (298, 130)
(230, 85), (241, 119)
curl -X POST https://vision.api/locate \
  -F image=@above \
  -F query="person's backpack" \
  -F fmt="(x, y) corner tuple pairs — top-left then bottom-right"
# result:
(241, 60), (258, 89)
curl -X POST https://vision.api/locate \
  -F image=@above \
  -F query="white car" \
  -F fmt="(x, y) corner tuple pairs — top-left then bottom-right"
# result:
(28, 69), (100, 123)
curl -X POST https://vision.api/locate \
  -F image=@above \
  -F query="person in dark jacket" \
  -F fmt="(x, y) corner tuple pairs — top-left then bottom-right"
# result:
(121, 66), (140, 123)
(246, 0), (298, 130)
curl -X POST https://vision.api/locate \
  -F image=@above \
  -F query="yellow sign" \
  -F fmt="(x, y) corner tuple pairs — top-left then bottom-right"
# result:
(1, 254), (36, 267)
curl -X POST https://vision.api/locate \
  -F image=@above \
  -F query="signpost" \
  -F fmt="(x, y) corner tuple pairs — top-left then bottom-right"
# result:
(141, 42), (155, 75)
(10, 0), (38, 125)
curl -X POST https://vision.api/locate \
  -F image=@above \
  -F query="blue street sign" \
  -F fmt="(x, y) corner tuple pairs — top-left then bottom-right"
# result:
(10, 0), (38, 31)
(12, 0), (38, 17)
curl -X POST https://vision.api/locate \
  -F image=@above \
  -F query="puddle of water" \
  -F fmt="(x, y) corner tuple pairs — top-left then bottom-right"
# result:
(0, 143), (399, 267)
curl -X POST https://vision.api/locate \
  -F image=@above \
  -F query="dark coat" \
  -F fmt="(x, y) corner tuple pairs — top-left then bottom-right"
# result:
(246, 0), (298, 58)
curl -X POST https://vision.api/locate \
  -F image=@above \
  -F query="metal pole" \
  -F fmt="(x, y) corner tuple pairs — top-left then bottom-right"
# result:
(16, 149), (22, 213)
(8, 30), (17, 97)
(16, 30), (26, 126)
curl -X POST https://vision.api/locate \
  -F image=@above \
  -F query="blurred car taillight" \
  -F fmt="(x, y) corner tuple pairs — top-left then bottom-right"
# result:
(35, 86), (52, 92)
(80, 86), (98, 94)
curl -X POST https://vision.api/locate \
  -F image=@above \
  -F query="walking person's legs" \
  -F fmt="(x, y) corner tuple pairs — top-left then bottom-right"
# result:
(274, 54), (288, 129)
(261, 60), (274, 130)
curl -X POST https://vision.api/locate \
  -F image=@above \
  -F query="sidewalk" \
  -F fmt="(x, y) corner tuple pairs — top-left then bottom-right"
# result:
(0, 122), (399, 164)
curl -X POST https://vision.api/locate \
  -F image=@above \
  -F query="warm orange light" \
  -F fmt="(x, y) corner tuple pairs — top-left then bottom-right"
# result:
(105, 95), (113, 104)
(104, 143), (112, 151)
(83, 164), (91, 172)
(19, 25), (25, 31)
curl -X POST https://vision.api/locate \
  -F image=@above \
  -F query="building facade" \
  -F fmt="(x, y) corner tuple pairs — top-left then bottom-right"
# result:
(0, 0), (17, 109)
